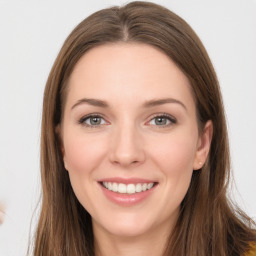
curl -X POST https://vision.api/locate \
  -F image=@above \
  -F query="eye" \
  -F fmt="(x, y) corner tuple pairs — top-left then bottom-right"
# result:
(148, 114), (176, 127)
(79, 114), (107, 127)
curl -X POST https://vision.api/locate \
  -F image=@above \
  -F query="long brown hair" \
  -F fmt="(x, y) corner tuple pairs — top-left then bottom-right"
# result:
(33, 1), (256, 255)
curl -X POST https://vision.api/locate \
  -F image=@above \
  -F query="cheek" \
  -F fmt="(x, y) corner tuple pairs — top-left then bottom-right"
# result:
(63, 132), (107, 176)
(150, 135), (197, 215)
(151, 133), (197, 172)
(62, 132), (109, 213)
(148, 132), (197, 196)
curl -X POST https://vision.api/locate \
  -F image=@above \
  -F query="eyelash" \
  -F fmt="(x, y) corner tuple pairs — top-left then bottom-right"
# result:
(147, 114), (177, 128)
(78, 113), (177, 128)
(78, 113), (107, 128)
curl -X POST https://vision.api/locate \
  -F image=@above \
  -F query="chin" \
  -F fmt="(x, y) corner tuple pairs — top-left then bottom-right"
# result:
(94, 212), (155, 238)
(106, 223), (151, 238)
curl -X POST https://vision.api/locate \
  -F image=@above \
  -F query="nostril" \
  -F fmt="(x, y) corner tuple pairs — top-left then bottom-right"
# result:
(109, 135), (146, 166)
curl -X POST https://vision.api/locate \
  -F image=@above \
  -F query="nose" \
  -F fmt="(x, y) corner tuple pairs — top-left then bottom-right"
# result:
(109, 124), (145, 168)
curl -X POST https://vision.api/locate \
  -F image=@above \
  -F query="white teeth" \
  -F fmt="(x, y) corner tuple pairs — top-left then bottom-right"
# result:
(112, 182), (118, 192)
(108, 182), (112, 191)
(147, 183), (153, 189)
(118, 183), (127, 193)
(142, 183), (147, 191)
(135, 183), (142, 192)
(102, 182), (155, 194)
(127, 184), (136, 194)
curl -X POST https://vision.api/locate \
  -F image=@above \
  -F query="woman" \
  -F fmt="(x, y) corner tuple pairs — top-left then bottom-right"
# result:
(33, 1), (256, 255)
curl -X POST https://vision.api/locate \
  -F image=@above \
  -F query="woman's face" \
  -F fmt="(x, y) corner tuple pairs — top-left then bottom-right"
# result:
(60, 43), (212, 238)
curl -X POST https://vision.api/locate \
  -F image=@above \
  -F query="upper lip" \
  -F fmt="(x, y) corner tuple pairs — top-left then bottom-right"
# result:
(98, 177), (157, 184)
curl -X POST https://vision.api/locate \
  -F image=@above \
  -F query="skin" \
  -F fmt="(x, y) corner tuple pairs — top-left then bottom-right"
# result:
(60, 43), (212, 256)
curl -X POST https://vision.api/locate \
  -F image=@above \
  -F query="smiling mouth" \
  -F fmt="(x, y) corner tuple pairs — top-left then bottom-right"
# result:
(100, 182), (158, 194)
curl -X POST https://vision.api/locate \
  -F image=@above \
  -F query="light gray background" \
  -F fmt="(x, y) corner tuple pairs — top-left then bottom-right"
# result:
(0, 0), (255, 255)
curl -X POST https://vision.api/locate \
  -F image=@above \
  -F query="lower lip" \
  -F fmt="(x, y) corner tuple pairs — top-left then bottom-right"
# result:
(99, 183), (157, 206)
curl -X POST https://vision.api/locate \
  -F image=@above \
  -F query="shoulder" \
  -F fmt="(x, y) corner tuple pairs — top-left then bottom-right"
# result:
(244, 243), (256, 256)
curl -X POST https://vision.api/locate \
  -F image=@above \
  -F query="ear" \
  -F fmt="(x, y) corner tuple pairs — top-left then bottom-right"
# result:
(193, 120), (213, 170)
(55, 124), (69, 171)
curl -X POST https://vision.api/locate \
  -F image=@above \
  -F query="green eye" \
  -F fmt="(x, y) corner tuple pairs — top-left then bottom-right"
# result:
(87, 116), (103, 125)
(79, 115), (107, 127)
(149, 115), (176, 126)
(154, 117), (169, 125)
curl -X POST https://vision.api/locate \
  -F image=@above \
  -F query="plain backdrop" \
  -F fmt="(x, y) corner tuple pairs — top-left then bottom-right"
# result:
(0, 0), (255, 255)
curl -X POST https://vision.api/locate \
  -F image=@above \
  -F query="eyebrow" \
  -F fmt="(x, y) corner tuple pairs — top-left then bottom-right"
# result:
(143, 98), (187, 111)
(71, 97), (187, 111)
(71, 98), (109, 110)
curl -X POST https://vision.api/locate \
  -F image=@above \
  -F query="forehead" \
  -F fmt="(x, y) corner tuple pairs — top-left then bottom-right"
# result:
(66, 43), (195, 110)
